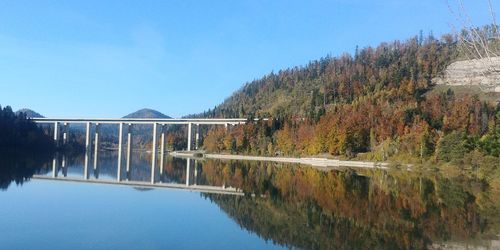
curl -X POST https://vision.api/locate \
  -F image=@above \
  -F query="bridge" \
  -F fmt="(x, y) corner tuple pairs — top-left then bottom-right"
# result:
(32, 117), (251, 151)
(31, 117), (256, 183)
(33, 157), (243, 196)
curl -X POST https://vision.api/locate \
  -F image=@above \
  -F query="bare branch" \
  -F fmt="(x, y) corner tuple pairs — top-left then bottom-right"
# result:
(488, 0), (497, 29)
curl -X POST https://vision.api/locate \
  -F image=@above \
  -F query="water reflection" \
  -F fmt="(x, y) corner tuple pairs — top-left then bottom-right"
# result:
(0, 152), (52, 189)
(0, 152), (499, 249)
(36, 152), (243, 195)
(200, 160), (500, 249)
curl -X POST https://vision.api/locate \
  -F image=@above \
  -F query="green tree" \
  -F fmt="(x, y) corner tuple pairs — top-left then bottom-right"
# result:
(436, 132), (471, 162)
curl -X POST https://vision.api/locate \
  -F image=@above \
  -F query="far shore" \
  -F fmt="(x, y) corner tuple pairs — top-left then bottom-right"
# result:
(170, 151), (390, 169)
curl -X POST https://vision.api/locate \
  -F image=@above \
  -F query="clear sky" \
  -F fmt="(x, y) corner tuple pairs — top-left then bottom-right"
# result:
(0, 0), (496, 118)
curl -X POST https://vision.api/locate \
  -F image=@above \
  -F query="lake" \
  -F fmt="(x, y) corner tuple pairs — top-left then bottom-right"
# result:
(0, 151), (499, 249)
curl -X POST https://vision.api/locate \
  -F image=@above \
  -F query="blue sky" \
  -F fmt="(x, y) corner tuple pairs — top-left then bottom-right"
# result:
(0, 0), (496, 118)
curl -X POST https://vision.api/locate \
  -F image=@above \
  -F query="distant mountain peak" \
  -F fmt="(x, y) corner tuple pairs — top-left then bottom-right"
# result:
(15, 108), (44, 118)
(123, 108), (171, 119)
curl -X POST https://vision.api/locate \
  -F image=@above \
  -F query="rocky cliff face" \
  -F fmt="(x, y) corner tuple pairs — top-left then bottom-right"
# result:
(433, 57), (500, 92)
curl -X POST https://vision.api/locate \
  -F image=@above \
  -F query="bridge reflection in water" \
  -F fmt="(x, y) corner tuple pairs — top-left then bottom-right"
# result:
(35, 155), (243, 196)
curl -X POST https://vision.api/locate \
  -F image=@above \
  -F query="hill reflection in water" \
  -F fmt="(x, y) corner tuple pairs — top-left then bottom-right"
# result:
(0, 152), (499, 249)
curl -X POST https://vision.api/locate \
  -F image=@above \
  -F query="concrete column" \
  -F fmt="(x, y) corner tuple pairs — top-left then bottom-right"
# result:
(84, 150), (89, 180)
(117, 123), (123, 181)
(151, 123), (157, 184)
(195, 124), (200, 150)
(160, 125), (165, 175)
(187, 122), (192, 151)
(83, 122), (91, 177)
(93, 123), (100, 170)
(126, 123), (132, 173)
(52, 157), (57, 178)
(186, 158), (191, 186)
(62, 155), (67, 177)
(62, 122), (69, 145)
(224, 123), (228, 130)
(194, 159), (198, 186)
(53, 122), (59, 146)
(85, 122), (91, 152)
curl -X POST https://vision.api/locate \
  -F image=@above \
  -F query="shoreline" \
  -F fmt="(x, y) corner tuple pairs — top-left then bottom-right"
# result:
(171, 151), (390, 169)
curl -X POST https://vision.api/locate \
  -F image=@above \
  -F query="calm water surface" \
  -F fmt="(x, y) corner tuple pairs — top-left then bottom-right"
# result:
(0, 151), (499, 249)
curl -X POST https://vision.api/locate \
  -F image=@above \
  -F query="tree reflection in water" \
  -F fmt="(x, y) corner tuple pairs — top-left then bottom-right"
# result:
(199, 160), (500, 249)
(1, 153), (498, 249)
(0, 152), (52, 190)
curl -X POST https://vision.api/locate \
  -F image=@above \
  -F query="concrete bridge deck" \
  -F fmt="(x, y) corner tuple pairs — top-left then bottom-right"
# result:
(31, 117), (253, 125)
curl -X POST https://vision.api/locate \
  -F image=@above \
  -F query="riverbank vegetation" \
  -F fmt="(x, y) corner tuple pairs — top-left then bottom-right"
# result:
(199, 26), (500, 174)
(0, 105), (55, 152)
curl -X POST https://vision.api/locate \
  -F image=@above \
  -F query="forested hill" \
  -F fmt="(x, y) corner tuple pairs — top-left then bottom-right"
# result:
(198, 28), (499, 165)
(123, 108), (171, 119)
(15, 109), (44, 118)
(197, 33), (457, 119)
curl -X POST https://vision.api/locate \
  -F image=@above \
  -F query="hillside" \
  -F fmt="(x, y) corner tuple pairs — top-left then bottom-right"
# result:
(198, 30), (500, 167)
(199, 35), (457, 119)
(123, 108), (171, 119)
(15, 108), (44, 118)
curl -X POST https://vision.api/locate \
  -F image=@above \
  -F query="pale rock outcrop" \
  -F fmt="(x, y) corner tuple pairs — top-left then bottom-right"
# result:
(433, 57), (500, 92)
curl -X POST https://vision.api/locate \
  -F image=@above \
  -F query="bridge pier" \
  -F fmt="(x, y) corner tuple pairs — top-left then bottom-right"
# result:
(194, 159), (198, 186)
(53, 122), (59, 146)
(186, 158), (191, 186)
(187, 122), (192, 151)
(126, 124), (132, 174)
(93, 123), (100, 170)
(84, 122), (91, 180)
(160, 125), (165, 175)
(151, 123), (157, 184)
(117, 123), (123, 181)
(52, 156), (58, 178)
(84, 150), (90, 180)
(62, 122), (69, 145)
(62, 155), (67, 177)
(195, 124), (200, 150)
(85, 122), (91, 152)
